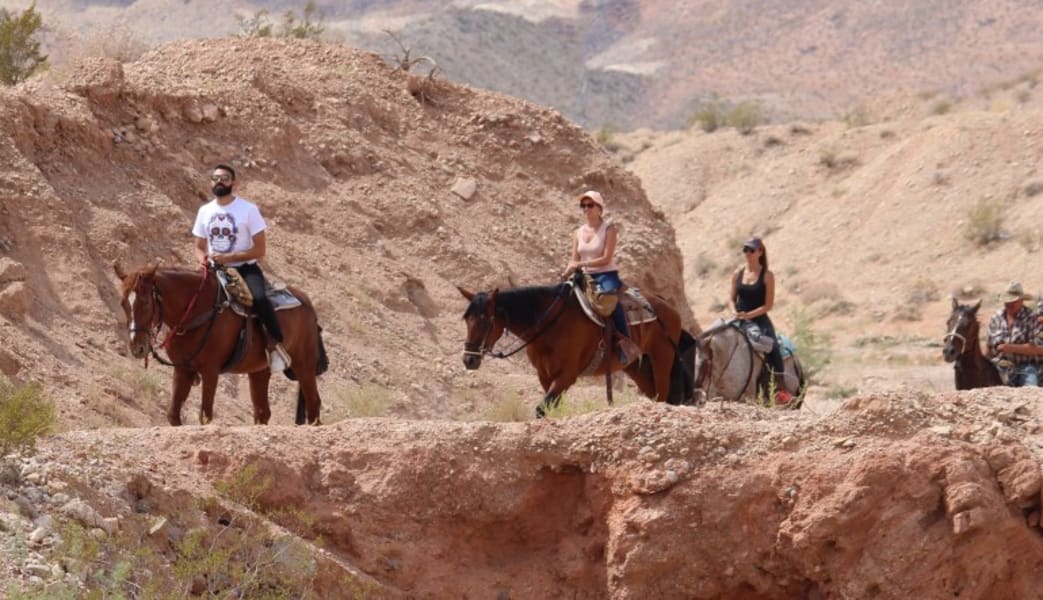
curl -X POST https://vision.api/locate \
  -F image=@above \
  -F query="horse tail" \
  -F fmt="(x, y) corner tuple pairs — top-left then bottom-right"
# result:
(316, 325), (329, 376)
(295, 388), (305, 425)
(667, 329), (697, 405)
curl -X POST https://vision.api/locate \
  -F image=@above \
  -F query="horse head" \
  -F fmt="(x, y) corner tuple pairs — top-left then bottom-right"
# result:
(458, 286), (505, 370)
(114, 263), (161, 359)
(943, 297), (982, 363)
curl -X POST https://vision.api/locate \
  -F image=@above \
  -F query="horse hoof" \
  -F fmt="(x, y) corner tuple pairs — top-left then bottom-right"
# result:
(200, 414), (212, 425)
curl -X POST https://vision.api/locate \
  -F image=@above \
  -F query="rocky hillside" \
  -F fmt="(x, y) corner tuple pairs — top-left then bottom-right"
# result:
(0, 37), (688, 427)
(3, 388), (1043, 596)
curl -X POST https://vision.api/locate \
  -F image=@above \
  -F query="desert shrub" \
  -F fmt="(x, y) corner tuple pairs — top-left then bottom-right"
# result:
(237, 10), (275, 38)
(281, 1), (325, 39)
(692, 252), (717, 279)
(964, 198), (1005, 246)
(484, 392), (528, 422)
(728, 101), (764, 134)
(689, 96), (729, 133)
(826, 385), (858, 400)
(1017, 89), (1032, 104)
(843, 106), (872, 128)
(819, 149), (837, 169)
(0, 1), (47, 85)
(891, 304), (922, 322)
(785, 304), (831, 383)
(1017, 228), (1040, 253)
(0, 379), (55, 457)
(908, 279), (940, 304)
(930, 100), (951, 115)
(335, 383), (394, 418)
(237, 1), (324, 40)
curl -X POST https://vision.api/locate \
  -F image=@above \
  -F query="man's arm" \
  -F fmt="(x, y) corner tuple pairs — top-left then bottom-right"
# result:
(194, 237), (209, 265)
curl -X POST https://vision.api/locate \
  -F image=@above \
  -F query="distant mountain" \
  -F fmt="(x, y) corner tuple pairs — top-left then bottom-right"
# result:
(24, 0), (1043, 129)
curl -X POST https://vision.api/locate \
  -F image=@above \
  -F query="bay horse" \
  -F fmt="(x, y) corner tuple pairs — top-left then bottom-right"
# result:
(114, 263), (328, 425)
(694, 320), (805, 407)
(458, 273), (694, 417)
(943, 297), (1001, 390)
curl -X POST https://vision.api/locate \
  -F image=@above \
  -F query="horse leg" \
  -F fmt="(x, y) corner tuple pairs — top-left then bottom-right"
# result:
(168, 368), (194, 426)
(644, 336), (676, 403)
(247, 369), (272, 425)
(298, 371), (322, 425)
(198, 369), (219, 425)
(534, 371), (579, 418)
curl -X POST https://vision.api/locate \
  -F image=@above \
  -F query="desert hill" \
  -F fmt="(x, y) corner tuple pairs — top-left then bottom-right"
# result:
(23, 0), (1043, 128)
(0, 37), (688, 427)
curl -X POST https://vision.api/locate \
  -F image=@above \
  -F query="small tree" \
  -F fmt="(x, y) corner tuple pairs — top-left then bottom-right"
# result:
(0, 1), (47, 85)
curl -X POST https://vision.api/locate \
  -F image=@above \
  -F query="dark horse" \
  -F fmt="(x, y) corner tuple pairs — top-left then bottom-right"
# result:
(458, 274), (694, 417)
(114, 264), (328, 425)
(943, 297), (1001, 390)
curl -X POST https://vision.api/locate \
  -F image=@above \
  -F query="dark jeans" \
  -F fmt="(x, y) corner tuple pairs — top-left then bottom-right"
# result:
(591, 271), (630, 337)
(751, 315), (784, 375)
(236, 262), (283, 343)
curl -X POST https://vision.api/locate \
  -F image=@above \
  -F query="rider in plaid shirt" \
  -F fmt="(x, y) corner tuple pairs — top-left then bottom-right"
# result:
(986, 282), (1043, 386)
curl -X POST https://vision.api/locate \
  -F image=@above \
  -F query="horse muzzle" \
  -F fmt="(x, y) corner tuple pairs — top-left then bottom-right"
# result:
(462, 351), (483, 370)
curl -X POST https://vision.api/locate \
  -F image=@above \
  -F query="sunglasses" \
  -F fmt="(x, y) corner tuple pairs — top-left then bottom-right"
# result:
(210, 174), (233, 183)
(742, 247), (757, 253)
(580, 203), (596, 209)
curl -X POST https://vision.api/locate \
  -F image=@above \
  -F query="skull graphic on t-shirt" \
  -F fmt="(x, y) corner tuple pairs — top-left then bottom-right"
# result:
(207, 213), (237, 253)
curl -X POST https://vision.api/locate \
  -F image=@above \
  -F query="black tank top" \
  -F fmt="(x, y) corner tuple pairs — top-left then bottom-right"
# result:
(735, 267), (766, 313)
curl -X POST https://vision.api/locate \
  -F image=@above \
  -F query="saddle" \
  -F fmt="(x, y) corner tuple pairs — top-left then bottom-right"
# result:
(573, 275), (657, 328)
(214, 267), (302, 317)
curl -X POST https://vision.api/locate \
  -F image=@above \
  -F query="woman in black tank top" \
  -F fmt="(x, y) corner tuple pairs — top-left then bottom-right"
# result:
(729, 236), (792, 404)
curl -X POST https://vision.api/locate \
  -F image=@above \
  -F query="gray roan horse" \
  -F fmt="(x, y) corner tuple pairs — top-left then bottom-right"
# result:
(695, 320), (805, 407)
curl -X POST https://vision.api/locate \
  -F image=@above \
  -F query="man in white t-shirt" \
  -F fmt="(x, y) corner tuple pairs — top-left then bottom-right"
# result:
(192, 164), (291, 371)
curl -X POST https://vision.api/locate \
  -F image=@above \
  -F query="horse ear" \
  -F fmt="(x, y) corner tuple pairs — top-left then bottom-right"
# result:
(971, 298), (982, 312)
(457, 286), (475, 301)
(951, 296), (959, 310)
(113, 262), (127, 280)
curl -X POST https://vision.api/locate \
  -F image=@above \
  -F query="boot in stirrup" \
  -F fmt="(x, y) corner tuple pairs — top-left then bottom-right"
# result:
(617, 335), (641, 367)
(268, 342), (292, 372)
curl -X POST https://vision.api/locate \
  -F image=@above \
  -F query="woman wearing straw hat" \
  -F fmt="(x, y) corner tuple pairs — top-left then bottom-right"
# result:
(561, 190), (640, 365)
(986, 281), (1043, 386)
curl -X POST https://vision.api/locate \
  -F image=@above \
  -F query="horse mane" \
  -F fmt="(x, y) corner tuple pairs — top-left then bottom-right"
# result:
(118, 264), (201, 295)
(464, 284), (569, 329)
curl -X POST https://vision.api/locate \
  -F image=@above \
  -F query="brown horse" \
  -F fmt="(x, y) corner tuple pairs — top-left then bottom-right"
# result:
(114, 263), (328, 425)
(458, 274), (694, 417)
(943, 297), (1001, 390)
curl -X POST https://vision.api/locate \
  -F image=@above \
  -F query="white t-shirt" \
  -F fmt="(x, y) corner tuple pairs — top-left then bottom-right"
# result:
(192, 197), (267, 267)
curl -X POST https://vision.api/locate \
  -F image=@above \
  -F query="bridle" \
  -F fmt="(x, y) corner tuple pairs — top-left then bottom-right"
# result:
(696, 320), (756, 403)
(126, 267), (219, 367)
(943, 311), (970, 358)
(463, 285), (570, 360)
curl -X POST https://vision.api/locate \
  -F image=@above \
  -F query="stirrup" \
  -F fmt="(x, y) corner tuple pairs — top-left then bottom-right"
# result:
(269, 343), (292, 371)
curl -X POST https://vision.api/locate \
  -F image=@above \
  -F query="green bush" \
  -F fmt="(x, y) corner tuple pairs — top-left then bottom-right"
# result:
(0, 379), (55, 456)
(0, 1), (47, 85)
(728, 101), (764, 134)
(237, 1), (325, 40)
(785, 304), (831, 383)
(689, 96), (729, 133)
(964, 198), (1005, 246)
